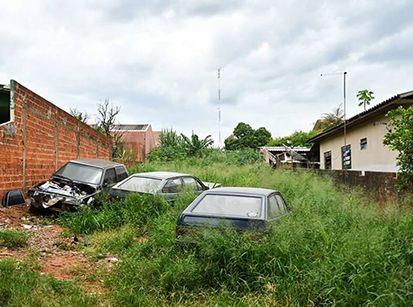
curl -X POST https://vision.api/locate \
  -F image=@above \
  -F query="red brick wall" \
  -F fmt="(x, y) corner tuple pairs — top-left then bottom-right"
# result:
(0, 80), (111, 200)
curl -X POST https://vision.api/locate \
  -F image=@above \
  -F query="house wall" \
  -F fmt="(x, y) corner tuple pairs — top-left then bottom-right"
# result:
(117, 126), (159, 163)
(121, 131), (146, 162)
(319, 114), (398, 172)
(153, 131), (161, 147)
(0, 80), (111, 200)
(144, 126), (157, 157)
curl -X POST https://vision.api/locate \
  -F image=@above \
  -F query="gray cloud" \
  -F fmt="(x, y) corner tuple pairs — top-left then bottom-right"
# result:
(0, 0), (412, 143)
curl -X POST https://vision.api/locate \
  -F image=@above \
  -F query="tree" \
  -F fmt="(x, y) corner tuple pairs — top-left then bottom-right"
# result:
(233, 122), (254, 139)
(149, 129), (213, 161)
(225, 122), (271, 150)
(181, 133), (214, 156)
(313, 105), (344, 132)
(159, 129), (183, 147)
(95, 98), (123, 159)
(268, 130), (317, 147)
(383, 106), (413, 191)
(357, 89), (374, 111)
(69, 108), (89, 123)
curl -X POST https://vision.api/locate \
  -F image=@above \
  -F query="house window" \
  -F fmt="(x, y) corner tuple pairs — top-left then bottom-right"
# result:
(324, 151), (332, 169)
(341, 144), (351, 170)
(0, 88), (11, 124)
(360, 138), (367, 150)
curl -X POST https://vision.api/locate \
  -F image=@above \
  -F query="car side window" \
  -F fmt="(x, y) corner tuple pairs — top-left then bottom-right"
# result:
(268, 195), (281, 219)
(162, 178), (182, 193)
(275, 194), (287, 214)
(182, 177), (203, 191)
(115, 166), (128, 182)
(103, 168), (117, 186)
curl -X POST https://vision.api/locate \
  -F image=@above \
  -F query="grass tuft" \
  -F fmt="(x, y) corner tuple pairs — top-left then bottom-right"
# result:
(0, 229), (29, 249)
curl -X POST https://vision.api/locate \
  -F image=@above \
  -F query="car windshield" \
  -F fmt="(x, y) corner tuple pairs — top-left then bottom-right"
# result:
(116, 176), (162, 193)
(191, 194), (263, 218)
(54, 162), (103, 185)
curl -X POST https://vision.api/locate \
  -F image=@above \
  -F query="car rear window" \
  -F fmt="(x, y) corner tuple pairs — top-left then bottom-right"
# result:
(116, 176), (162, 193)
(191, 194), (263, 218)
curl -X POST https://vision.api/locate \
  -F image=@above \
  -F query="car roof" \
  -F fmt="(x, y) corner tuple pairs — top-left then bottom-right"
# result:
(205, 187), (277, 196)
(70, 159), (125, 169)
(130, 171), (191, 180)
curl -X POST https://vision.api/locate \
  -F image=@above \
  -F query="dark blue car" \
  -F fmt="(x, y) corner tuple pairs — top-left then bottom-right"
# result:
(176, 187), (289, 235)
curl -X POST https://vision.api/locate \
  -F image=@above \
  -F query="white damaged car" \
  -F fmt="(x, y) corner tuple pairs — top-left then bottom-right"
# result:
(28, 159), (128, 212)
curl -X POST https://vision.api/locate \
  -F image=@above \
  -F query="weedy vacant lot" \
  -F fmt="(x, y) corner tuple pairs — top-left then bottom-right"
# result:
(1, 157), (412, 306)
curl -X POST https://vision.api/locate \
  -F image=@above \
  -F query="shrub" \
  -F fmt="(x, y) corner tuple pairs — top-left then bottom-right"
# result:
(0, 229), (29, 248)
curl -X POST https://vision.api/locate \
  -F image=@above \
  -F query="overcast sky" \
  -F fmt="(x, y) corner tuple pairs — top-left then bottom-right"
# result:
(1, 0), (412, 145)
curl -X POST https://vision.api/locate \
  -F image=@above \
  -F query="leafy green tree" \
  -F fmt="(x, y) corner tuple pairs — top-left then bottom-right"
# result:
(268, 130), (317, 147)
(181, 133), (214, 156)
(357, 89), (375, 111)
(383, 106), (413, 191)
(233, 122), (254, 139)
(225, 122), (271, 150)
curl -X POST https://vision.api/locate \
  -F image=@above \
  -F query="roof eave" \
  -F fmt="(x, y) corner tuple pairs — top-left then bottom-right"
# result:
(308, 92), (413, 143)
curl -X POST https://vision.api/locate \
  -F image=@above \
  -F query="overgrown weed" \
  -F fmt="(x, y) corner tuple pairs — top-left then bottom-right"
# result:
(0, 229), (29, 248)
(56, 160), (413, 305)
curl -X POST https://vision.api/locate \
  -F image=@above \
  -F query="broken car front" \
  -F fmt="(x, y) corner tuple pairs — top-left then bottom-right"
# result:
(29, 159), (128, 212)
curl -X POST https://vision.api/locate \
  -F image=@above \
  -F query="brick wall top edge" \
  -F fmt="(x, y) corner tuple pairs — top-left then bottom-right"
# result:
(11, 80), (111, 146)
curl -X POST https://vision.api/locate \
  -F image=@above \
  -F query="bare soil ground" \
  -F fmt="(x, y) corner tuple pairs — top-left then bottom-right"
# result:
(0, 205), (112, 293)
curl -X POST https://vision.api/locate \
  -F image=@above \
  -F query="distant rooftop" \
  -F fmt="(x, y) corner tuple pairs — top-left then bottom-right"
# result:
(112, 124), (149, 131)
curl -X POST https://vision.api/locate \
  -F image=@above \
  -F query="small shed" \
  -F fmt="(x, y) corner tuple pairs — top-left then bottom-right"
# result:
(260, 146), (313, 168)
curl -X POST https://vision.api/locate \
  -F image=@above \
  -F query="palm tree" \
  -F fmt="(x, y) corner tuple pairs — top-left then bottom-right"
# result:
(181, 133), (214, 156)
(313, 105), (344, 132)
(357, 89), (374, 111)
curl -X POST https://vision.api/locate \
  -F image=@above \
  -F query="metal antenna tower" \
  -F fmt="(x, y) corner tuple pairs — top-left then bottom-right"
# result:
(320, 72), (347, 147)
(218, 68), (222, 148)
(320, 71), (348, 182)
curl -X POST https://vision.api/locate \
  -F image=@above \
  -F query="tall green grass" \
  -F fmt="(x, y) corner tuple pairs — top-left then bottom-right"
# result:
(0, 259), (98, 306)
(59, 160), (411, 306)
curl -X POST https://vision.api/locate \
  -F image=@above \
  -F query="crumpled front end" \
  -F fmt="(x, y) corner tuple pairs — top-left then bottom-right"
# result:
(29, 181), (97, 211)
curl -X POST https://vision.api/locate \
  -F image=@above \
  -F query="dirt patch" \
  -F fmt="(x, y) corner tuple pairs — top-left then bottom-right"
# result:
(0, 205), (32, 228)
(0, 205), (112, 289)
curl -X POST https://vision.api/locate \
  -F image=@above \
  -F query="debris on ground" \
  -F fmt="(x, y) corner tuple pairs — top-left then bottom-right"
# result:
(0, 205), (114, 288)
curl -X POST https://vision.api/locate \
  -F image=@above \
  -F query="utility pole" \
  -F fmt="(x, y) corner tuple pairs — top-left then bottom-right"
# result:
(320, 71), (348, 181)
(320, 72), (347, 147)
(217, 68), (222, 148)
